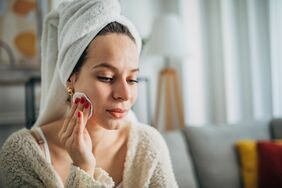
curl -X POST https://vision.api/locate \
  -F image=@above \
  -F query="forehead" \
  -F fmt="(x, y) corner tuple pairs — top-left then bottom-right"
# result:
(84, 33), (139, 67)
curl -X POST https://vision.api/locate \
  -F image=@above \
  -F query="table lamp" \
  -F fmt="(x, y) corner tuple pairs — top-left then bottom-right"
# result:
(144, 13), (188, 131)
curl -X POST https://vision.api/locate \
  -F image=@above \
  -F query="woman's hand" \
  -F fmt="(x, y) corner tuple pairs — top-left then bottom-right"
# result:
(58, 97), (96, 176)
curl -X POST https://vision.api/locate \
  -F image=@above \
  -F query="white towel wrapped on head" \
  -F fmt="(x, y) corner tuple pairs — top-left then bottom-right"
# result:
(33, 0), (142, 127)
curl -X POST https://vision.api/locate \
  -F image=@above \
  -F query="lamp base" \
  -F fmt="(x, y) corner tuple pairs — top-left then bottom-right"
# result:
(154, 67), (185, 131)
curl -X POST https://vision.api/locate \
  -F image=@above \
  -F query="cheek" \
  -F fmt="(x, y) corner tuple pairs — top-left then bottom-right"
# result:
(87, 84), (111, 106)
(74, 79), (109, 102)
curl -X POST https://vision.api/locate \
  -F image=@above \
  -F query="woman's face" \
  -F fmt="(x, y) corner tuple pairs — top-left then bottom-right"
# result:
(70, 33), (139, 129)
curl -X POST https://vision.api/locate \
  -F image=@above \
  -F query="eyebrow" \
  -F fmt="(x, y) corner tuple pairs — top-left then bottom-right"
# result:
(92, 63), (139, 73)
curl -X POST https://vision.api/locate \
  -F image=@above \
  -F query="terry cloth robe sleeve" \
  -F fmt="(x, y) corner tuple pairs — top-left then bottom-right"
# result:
(147, 127), (179, 188)
(0, 129), (115, 188)
(149, 135), (179, 188)
(66, 166), (114, 188)
(123, 124), (179, 188)
(0, 129), (61, 188)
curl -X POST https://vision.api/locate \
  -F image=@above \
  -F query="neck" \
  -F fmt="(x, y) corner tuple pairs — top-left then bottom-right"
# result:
(86, 122), (120, 152)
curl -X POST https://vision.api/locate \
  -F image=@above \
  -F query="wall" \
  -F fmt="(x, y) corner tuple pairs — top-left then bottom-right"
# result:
(0, 0), (170, 126)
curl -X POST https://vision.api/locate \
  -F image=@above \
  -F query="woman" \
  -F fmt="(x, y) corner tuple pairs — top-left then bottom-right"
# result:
(0, 0), (178, 187)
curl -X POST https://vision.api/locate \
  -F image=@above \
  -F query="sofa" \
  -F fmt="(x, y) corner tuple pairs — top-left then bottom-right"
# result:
(162, 118), (282, 188)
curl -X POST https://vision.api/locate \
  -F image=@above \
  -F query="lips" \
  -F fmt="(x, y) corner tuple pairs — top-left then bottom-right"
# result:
(106, 108), (128, 119)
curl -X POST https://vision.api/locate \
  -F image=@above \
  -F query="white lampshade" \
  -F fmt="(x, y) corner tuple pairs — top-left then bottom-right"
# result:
(144, 13), (188, 59)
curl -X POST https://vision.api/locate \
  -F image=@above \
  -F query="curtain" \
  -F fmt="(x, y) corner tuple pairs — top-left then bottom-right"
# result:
(180, 0), (281, 126)
(270, 0), (282, 117)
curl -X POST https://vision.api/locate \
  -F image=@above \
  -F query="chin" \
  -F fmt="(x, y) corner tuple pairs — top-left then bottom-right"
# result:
(98, 118), (124, 130)
(89, 112), (128, 130)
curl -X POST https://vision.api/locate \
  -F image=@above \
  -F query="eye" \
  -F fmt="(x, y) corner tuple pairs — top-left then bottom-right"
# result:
(127, 79), (139, 85)
(97, 76), (114, 83)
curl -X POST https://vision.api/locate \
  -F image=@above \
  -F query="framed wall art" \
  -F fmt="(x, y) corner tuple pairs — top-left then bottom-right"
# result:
(0, 0), (50, 70)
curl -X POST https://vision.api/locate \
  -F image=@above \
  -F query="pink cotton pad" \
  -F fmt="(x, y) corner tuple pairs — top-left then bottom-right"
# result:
(72, 92), (93, 119)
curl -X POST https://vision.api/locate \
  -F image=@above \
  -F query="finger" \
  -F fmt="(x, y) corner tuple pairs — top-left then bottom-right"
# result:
(83, 101), (90, 120)
(60, 97), (85, 143)
(61, 116), (77, 143)
(73, 96), (85, 119)
(64, 130), (74, 148)
(68, 97), (81, 118)
(76, 111), (85, 137)
(59, 97), (80, 136)
(71, 111), (83, 145)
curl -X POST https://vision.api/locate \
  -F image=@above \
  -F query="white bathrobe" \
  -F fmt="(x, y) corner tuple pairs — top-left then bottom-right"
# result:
(0, 122), (178, 188)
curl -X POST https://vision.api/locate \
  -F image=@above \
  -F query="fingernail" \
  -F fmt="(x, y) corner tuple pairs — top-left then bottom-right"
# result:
(77, 111), (81, 118)
(80, 97), (85, 104)
(84, 102), (89, 109)
(75, 98), (80, 104)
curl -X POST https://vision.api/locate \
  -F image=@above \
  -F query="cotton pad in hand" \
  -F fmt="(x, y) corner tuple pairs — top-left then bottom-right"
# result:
(72, 92), (93, 119)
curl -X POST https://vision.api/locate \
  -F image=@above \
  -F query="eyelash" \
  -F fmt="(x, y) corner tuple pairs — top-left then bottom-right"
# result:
(97, 76), (113, 82)
(97, 76), (139, 84)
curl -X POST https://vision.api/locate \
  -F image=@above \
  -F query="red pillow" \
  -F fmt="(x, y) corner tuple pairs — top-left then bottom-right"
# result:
(257, 141), (282, 188)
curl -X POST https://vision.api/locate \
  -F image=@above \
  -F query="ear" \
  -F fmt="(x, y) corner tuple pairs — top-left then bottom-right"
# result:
(67, 73), (79, 85)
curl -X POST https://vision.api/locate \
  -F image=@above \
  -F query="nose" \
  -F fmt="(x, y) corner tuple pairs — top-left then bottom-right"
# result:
(112, 80), (130, 101)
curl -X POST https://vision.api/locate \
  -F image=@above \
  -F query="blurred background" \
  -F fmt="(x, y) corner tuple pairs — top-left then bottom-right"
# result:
(0, 0), (281, 143)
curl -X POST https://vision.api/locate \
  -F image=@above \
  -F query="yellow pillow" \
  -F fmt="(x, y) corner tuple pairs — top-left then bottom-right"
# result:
(236, 140), (258, 188)
(236, 139), (282, 188)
